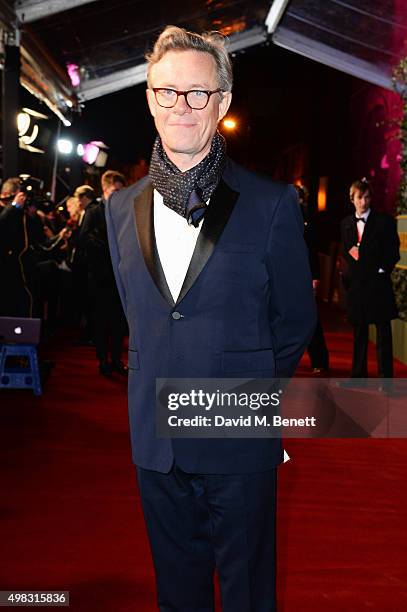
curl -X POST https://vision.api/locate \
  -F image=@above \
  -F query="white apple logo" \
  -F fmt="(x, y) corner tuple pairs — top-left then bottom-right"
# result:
(14, 327), (22, 334)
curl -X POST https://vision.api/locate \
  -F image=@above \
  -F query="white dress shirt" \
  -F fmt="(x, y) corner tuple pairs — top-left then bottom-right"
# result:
(154, 190), (203, 302)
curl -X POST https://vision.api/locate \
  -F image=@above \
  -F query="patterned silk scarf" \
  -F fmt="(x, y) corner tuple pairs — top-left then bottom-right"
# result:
(149, 131), (226, 227)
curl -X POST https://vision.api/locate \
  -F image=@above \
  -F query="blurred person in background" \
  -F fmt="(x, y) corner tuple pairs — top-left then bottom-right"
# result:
(295, 184), (329, 374)
(101, 170), (126, 203)
(0, 176), (73, 326)
(0, 177), (43, 316)
(341, 178), (400, 381)
(0, 177), (22, 215)
(48, 196), (83, 326)
(74, 184), (98, 237)
(63, 196), (83, 267)
(77, 176), (128, 376)
(36, 202), (66, 239)
(66, 196), (81, 224)
(71, 185), (98, 344)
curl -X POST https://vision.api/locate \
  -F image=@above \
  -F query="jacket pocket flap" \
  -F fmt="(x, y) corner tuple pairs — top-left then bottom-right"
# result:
(128, 349), (140, 370)
(222, 349), (275, 372)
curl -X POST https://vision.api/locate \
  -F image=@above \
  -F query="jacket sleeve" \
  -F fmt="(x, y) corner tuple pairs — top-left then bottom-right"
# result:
(265, 185), (317, 377)
(381, 215), (400, 272)
(105, 194), (128, 321)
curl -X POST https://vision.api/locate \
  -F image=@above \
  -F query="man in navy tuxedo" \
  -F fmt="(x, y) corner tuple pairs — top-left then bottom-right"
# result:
(106, 25), (316, 612)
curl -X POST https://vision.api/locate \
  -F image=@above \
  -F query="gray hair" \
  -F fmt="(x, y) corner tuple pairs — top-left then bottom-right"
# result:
(146, 25), (233, 92)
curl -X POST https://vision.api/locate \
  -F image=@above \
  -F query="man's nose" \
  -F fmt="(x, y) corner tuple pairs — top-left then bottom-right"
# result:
(173, 93), (192, 113)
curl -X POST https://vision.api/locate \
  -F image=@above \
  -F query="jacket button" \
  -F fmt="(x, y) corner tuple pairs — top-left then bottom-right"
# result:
(172, 311), (182, 320)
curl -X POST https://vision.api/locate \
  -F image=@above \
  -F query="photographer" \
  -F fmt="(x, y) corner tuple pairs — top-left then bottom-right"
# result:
(0, 176), (67, 322)
(0, 177), (44, 316)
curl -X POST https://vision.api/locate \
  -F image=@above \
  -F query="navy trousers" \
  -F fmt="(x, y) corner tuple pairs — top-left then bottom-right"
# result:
(137, 464), (277, 612)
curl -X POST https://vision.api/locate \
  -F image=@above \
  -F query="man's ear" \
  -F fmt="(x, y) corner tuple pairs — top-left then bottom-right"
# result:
(218, 91), (232, 122)
(146, 88), (156, 118)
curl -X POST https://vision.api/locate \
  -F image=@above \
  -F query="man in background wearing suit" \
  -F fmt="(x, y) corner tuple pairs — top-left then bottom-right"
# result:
(106, 26), (315, 612)
(341, 178), (400, 380)
(295, 184), (329, 374)
(77, 176), (128, 376)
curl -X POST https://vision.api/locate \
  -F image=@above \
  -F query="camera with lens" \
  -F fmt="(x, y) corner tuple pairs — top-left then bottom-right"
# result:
(18, 174), (54, 212)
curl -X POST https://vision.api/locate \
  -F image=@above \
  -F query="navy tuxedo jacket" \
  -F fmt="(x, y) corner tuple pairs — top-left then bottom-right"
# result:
(106, 159), (316, 473)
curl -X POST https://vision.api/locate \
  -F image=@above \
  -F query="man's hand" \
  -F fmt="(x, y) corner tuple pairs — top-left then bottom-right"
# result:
(13, 191), (27, 207)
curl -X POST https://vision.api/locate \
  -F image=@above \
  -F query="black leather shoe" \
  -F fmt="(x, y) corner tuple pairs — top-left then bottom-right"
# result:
(99, 361), (113, 377)
(111, 361), (128, 376)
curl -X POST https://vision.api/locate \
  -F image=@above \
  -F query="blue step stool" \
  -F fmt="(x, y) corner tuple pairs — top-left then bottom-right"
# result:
(0, 344), (42, 396)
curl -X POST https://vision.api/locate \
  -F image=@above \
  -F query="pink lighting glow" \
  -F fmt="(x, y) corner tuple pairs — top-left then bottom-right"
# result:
(82, 143), (100, 165)
(67, 63), (80, 87)
(380, 154), (390, 170)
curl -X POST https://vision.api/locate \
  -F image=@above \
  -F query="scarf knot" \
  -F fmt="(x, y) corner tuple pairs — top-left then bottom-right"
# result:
(149, 132), (226, 226)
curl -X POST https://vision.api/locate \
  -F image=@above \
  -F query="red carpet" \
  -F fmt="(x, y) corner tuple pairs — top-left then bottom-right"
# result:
(1, 311), (407, 610)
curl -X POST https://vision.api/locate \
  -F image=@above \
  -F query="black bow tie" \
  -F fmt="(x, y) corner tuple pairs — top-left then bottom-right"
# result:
(356, 217), (366, 223)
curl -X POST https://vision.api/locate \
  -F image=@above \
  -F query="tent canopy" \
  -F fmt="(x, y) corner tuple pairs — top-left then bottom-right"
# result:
(2, 0), (406, 120)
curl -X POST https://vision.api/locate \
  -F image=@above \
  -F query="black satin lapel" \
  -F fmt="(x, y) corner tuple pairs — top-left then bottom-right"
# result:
(360, 209), (376, 244)
(133, 182), (175, 307)
(176, 178), (239, 304)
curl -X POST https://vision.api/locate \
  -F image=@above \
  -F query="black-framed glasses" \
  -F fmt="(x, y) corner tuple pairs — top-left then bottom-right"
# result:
(152, 88), (223, 110)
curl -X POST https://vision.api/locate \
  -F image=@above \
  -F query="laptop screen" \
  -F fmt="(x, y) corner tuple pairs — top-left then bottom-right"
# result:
(0, 317), (41, 344)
